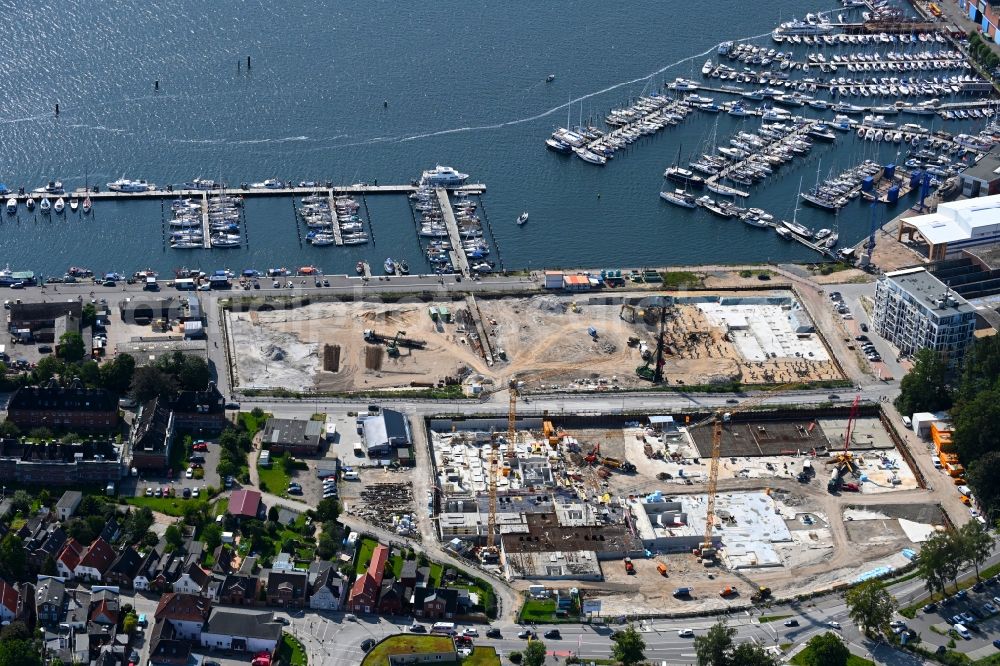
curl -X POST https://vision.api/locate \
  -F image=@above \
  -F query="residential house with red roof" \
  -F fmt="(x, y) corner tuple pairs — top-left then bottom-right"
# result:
(0, 578), (18, 623)
(347, 544), (388, 614)
(56, 538), (85, 579)
(227, 490), (262, 520)
(76, 538), (116, 581)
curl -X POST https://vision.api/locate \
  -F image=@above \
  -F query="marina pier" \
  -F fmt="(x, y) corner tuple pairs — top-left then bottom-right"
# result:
(15, 183), (487, 202)
(435, 187), (471, 277)
(200, 193), (211, 249)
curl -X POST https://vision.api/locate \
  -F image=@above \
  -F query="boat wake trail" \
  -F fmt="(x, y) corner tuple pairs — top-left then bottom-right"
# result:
(331, 31), (774, 148)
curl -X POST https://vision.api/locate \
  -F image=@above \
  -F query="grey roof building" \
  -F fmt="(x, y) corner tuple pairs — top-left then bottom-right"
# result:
(362, 408), (412, 457)
(872, 267), (977, 367)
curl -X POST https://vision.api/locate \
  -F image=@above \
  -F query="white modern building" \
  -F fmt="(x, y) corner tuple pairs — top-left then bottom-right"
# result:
(872, 267), (976, 365)
(899, 195), (1000, 260)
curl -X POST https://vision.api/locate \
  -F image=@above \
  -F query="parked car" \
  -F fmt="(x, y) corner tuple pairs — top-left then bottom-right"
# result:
(783, 619), (799, 627)
(954, 624), (971, 640)
(463, 627), (478, 637)
(409, 624), (426, 633)
(37, 345), (52, 354)
(860, 323), (868, 332)
(360, 639), (376, 653)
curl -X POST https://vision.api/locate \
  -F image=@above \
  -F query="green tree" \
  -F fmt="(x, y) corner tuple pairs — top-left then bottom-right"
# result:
(953, 388), (1000, 463)
(894, 348), (952, 417)
(0, 420), (18, 439)
(40, 555), (57, 577)
(803, 632), (849, 666)
(9, 490), (30, 515)
(959, 519), (994, 581)
(141, 532), (159, 549)
(316, 498), (340, 522)
(268, 506), (280, 523)
(81, 303), (97, 328)
(165, 524), (183, 551)
(0, 638), (39, 666)
(100, 353), (136, 394)
(610, 625), (646, 666)
(124, 507), (155, 544)
(177, 355), (210, 391)
(0, 534), (26, 579)
(32, 356), (64, 383)
(122, 612), (138, 635)
(27, 427), (54, 441)
(201, 524), (223, 551)
(968, 451), (1000, 516)
(845, 579), (897, 637)
(317, 530), (338, 559)
(66, 518), (97, 545)
(694, 620), (735, 666)
(0, 621), (30, 641)
(730, 642), (780, 666)
(131, 365), (174, 402)
(58, 331), (86, 362)
(918, 531), (959, 596)
(523, 640), (546, 666)
(77, 360), (101, 386)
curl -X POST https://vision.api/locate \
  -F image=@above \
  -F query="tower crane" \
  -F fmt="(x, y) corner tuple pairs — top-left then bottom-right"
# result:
(688, 384), (797, 559)
(483, 378), (520, 561)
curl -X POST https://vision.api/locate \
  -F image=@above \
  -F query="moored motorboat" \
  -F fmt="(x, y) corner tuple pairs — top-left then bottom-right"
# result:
(53, 197), (65, 214)
(82, 196), (92, 214)
(69, 198), (79, 212)
(39, 197), (51, 214)
(25, 197), (34, 211)
(355, 261), (365, 275)
(5, 198), (15, 214)
(384, 257), (396, 274)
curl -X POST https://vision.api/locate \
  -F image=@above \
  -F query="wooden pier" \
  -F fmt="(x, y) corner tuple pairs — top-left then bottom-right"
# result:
(435, 187), (471, 277)
(327, 189), (344, 246)
(706, 120), (821, 190)
(200, 192), (211, 249)
(14, 182), (486, 202)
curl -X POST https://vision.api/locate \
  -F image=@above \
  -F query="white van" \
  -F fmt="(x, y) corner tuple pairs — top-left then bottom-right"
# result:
(344, 613), (358, 622)
(343, 471), (359, 481)
(902, 416), (912, 428)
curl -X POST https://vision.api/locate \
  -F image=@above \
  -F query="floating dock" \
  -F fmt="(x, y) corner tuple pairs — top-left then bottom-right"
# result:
(200, 193), (211, 249)
(15, 183), (487, 202)
(327, 189), (344, 246)
(435, 187), (471, 277)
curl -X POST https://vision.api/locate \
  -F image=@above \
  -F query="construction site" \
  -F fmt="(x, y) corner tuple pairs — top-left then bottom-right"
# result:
(223, 289), (843, 393)
(426, 397), (944, 616)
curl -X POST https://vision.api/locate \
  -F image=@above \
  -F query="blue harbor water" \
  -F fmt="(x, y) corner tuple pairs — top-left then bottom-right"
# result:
(0, 0), (991, 276)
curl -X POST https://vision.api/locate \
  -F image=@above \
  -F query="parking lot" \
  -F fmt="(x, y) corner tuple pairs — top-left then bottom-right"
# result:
(906, 575), (1000, 658)
(128, 437), (222, 499)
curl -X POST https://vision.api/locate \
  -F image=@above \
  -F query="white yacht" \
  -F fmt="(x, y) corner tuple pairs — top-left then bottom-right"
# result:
(660, 189), (698, 208)
(420, 165), (470, 186)
(107, 178), (155, 193)
(250, 178), (284, 189)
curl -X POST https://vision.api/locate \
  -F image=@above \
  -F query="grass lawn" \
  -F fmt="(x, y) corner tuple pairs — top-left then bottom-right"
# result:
(790, 647), (874, 666)
(126, 496), (208, 517)
(361, 635), (454, 666)
(429, 563), (443, 588)
(239, 410), (272, 435)
(211, 499), (228, 516)
(758, 614), (793, 623)
(355, 537), (378, 575)
(461, 647), (500, 666)
(660, 270), (703, 288)
(519, 598), (557, 623)
(257, 459), (291, 496)
(277, 633), (307, 666)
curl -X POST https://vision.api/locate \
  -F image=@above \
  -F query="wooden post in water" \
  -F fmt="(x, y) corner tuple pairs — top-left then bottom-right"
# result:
(247, 56), (251, 70)
(54, 103), (59, 116)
